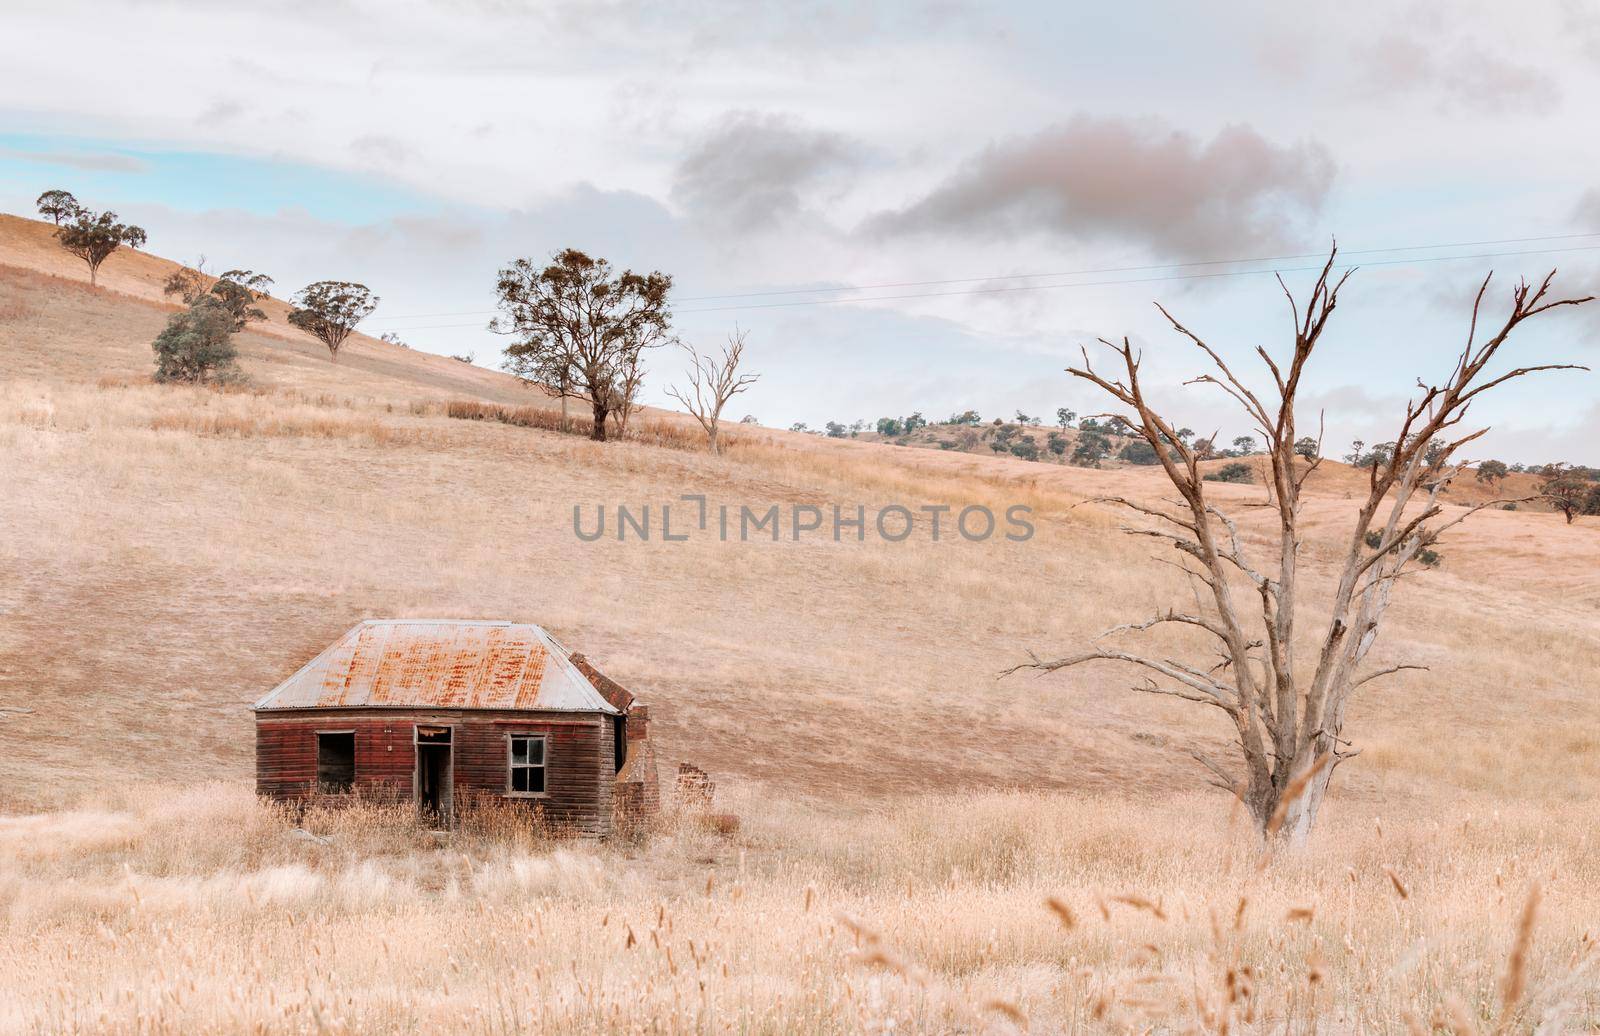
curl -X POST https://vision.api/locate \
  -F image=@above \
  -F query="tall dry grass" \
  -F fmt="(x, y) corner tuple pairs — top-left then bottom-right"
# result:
(1, 785), (1595, 1033)
(446, 397), (722, 452)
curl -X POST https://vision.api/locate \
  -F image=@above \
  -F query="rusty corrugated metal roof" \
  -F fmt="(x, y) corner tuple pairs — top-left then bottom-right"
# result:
(252, 620), (621, 714)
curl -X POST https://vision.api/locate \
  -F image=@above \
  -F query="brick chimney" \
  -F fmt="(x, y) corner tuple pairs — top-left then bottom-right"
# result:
(615, 703), (659, 829)
(626, 703), (649, 741)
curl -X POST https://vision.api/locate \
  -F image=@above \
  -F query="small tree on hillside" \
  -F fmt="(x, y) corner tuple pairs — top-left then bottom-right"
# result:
(1006, 251), (1590, 844)
(55, 207), (146, 286)
(1056, 407), (1076, 429)
(1071, 429), (1112, 467)
(288, 281), (378, 361)
(666, 327), (759, 455)
(612, 347), (649, 437)
(1540, 464), (1589, 523)
(152, 298), (241, 384)
(1475, 459), (1508, 486)
(164, 268), (274, 331)
(493, 249), (673, 442)
(1364, 441), (1398, 469)
(36, 189), (79, 226)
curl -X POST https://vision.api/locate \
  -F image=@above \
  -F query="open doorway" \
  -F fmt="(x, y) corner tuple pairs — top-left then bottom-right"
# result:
(415, 725), (452, 822)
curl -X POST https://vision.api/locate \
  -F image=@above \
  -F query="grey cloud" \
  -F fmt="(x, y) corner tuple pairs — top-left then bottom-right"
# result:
(352, 134), (414, 166)
(197, 100), (246, 126)
(865, 116), (1334, 258)
(1358, 34), (1557, 114)
(2, 148), (148, 173)
(671, 112), (860, 230)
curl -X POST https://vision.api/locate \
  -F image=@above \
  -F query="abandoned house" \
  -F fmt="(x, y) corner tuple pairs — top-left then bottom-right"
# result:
(252, 619), (658, 836)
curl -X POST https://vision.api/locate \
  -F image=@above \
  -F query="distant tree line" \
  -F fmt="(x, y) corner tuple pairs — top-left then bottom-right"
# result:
(801, 402), (1284, 471)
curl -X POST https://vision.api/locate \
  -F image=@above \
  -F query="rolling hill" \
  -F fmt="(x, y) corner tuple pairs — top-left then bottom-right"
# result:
(1, 209), (1597, 816)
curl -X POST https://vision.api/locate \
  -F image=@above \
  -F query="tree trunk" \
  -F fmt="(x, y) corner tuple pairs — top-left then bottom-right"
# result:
(707, 425), (719, 456)
(560, 394), (569, 433)
(88, 264), (97, 287)
(1274, 767), (1331, 848)
(591, 401), (609, 442)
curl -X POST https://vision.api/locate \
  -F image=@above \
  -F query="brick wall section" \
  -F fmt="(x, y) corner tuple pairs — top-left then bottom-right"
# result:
(614, 704), (660, 828)
(256, 708), (617, 836)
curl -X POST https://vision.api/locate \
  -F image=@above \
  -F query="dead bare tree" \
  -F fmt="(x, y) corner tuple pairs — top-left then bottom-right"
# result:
(667, 328), (759, 455)
(612, 348), (648, 438)
(1007, 248), (1590, 844)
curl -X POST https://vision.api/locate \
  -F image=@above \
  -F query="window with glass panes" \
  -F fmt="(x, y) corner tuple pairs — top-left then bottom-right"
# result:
(507, 734), (547, 795)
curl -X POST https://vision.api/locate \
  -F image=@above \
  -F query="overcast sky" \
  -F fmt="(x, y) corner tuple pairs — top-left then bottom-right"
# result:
(3, 0), (1599, 462)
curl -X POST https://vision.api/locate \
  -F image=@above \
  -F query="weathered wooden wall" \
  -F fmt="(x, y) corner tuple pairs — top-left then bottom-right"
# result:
(255, 709), (617, 836)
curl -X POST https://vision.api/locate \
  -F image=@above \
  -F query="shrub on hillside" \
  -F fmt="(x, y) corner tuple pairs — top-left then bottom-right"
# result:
(1203, 461), (1253, 484)
(1119, 440), (1160, 465)
(1363, 529), (1442, 567)
(152, 299), (242, 384)
(1009, 435), (1039, 461)
(1071, 430), (1111, 467)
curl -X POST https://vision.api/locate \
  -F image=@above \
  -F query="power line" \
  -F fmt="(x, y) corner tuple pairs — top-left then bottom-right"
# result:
(673, 244), (1600, 314)
(671, 232), (1600, 303)
(362, 230), (1600, 323)
(365, 307), (500, 324)
(364, 241), (1600, 330)
(363, 230), (1600, 322)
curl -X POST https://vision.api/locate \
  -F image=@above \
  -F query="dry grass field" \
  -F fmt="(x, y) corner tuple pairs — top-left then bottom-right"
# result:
(2, 212), (1599, 1032)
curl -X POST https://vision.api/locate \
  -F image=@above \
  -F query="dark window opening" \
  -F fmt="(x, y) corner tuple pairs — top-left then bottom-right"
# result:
(316, 732), (355, 793)
(612, 715), (627, 774)
(508, 735), (547, 795)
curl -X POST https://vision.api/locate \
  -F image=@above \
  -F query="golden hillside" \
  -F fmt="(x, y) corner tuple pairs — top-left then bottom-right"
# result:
(3, 212), (1598, 810)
